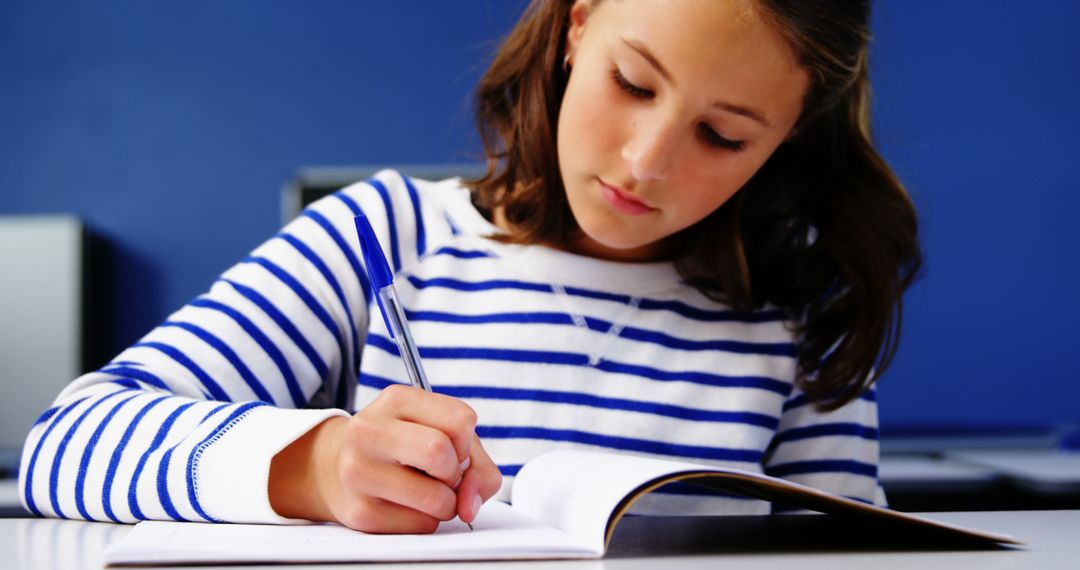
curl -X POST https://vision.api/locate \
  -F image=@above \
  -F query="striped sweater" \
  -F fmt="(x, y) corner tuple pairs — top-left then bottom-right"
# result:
(19, 169), (884, 524)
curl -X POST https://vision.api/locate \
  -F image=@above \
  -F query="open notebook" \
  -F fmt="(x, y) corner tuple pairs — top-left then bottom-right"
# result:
(106, 449), (1020, 565)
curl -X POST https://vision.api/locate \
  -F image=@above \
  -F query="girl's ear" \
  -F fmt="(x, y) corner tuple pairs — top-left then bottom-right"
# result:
(566, 0), (591, 63)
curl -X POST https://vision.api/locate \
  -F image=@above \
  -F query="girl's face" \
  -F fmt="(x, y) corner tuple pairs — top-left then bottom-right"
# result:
(557, 0), (809, 262)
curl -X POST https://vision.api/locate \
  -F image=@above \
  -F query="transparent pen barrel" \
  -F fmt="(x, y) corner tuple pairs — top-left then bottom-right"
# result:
(379, 287), (432, 392)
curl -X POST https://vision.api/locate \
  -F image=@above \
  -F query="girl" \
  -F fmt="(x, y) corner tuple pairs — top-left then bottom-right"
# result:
(20, 0), (920, 534)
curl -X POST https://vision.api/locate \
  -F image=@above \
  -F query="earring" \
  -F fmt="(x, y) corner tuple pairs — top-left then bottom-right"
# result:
(563, 53), (572, 73)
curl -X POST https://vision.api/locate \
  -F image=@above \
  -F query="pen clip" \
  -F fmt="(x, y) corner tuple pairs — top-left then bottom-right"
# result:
(354, 214), (398, 338)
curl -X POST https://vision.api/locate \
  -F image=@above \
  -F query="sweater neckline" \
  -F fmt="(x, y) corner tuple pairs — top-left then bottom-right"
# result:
(498, 241), (682, 295)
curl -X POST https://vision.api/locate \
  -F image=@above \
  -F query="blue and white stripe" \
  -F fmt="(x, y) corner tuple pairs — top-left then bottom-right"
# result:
(20, 170), (883, 523)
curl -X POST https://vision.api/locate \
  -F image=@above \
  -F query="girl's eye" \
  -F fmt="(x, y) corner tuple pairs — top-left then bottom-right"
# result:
(611, 66), (745, 153)
(611, 68), (653, 99)
(699, 123), (746, 152)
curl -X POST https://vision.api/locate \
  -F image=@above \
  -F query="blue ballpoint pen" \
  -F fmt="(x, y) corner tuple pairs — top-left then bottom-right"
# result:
(354, 213), (432, 392)
(353, 214), (474, 529)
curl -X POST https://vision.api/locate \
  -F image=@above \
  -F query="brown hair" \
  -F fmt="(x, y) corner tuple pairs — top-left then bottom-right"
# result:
(468, 0), (922, 411)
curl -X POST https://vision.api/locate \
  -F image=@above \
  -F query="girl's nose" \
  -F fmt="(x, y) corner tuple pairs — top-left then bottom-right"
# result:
(622, 120), (676, 182)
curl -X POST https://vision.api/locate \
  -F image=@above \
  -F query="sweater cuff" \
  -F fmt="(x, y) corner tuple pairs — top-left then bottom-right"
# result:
(195, 406), (350, 524)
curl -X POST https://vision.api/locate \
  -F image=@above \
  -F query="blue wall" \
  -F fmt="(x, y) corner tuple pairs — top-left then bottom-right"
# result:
(2, 1), (1077, 429)
(870, 1), (1080, 428)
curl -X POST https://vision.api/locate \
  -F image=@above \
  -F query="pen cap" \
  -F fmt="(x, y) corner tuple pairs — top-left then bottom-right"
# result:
(354, 214), (397, 336)
(354, 214), (394, 290)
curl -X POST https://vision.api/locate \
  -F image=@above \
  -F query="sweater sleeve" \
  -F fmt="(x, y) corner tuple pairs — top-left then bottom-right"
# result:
(762, 387), (886, 512)
(17, 169), (436, 524)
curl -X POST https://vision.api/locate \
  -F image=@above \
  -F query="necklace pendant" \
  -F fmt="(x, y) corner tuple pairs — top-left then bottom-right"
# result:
(551, 282), (640, 370)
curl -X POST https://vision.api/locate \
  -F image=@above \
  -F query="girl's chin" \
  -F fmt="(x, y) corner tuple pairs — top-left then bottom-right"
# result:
(568, 229), (667, 262)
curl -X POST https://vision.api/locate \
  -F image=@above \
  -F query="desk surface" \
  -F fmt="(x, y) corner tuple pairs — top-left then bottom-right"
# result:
(0, 510), (1076, 569)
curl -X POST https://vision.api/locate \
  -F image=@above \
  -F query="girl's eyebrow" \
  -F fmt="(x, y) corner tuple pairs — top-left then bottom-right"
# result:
(620, 36), (774, 128)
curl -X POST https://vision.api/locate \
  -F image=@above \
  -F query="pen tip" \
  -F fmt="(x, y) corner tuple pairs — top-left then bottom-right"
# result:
(468, 522), (474, 531)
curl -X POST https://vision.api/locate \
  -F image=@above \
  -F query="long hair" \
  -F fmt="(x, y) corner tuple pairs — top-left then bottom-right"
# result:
(468, 0), (922, 411)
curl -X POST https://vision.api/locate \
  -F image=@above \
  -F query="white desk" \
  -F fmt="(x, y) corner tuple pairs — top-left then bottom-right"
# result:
(0, 510), (1076, 569)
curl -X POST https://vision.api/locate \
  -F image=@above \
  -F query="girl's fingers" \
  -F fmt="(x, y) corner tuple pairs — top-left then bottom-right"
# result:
(345, 461), (458, 522)
(455, 434), (504, 524)
(359, 417), (462, 486)
(374, 385), (478, 464)
(342, 386), (495, 531)
(454, 456), (471, 490)
(337, 495), (444, 535)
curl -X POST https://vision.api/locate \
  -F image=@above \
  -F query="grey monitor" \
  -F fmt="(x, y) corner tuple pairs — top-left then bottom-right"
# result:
(0, 216), (85, 475)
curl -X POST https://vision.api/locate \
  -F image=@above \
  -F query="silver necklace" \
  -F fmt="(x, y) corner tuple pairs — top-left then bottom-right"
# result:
(550, 282), (641, 366)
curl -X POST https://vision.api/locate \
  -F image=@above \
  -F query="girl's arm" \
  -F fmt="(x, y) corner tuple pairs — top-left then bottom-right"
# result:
(763, 387), (885, 511)
(17, 170), (500, 527)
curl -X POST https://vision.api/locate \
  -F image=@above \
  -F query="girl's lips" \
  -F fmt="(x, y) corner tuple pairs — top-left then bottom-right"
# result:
(598, 178), (656, 215)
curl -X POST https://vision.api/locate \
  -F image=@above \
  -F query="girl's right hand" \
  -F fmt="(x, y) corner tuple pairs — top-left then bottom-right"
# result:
(269, 384), (503, 533)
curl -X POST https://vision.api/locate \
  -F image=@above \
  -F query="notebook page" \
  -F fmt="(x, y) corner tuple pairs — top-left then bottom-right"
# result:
(512, 449), (715, 554)
(512, 450), (1021, 549)
(105, 500), (596, 566)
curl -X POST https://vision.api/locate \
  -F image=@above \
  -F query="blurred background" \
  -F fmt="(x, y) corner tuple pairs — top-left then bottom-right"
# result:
(1, 0), (1078, 510)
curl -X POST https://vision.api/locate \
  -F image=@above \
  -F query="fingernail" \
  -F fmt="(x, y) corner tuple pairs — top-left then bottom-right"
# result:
(471, 494), (483, 518)
(460, 457), (471, 472)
